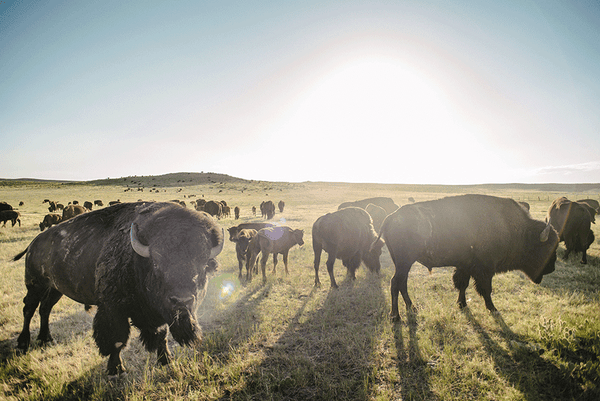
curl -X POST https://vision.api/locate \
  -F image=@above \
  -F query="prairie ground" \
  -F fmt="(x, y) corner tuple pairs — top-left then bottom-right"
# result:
(0, 177), (599, 400)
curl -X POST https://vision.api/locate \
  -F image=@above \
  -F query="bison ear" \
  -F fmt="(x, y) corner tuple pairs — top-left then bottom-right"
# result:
(130, 222), (151, 258)
(539, 222), (552, 242)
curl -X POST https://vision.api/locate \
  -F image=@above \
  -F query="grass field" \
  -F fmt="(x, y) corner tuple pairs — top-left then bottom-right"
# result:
(1, 176), (599, 400)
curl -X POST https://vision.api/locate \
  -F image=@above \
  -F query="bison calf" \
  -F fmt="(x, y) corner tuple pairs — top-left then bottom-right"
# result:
(247, 226), (304, 282)
(233, 229), (258, 281)
(547, 197), (595, 264)
(312, 207), (384, 288)
(39, 213), (62, 231)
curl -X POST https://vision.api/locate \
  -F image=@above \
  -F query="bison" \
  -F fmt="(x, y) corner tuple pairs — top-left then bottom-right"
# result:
(234, 229), (258, 281)
(62, 204), (87, 220)
(12, 202), (224, 377)
(247, 226), (304, 282)
(377, 194), (559, 320)
(278, 200), (285, 213)
(83, 201), (93, 210)
(576, 199), (598, 224)
(0, 201), (14, 211)
(94, 200), (104, 207)
(234, 206), (240, 220)
(260, 201), (276, 220)
(0, 210), (21, 227)
(227, 222), (274, 242)
(312, 207), (385, 288)
(203, 200), (222, 218)
(338, 197), (399, 215)
(39, 213), (62, 231)
(365, 203), (387, 233)
(547, 197), (595, 264)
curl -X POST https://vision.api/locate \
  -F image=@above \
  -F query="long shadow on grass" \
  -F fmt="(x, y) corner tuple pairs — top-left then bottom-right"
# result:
(463, 309), (589, 400)
(392, 312), (435, 400)
(225, 272), (388, 400)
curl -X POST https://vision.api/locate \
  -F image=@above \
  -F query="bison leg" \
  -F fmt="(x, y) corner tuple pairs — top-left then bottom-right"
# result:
(271, 253), (278, 274)
(93, 306), (131, 376)
(313, 244), (323, 287)
(17, 285), (43, 352)
(472, 273), (497, 313)
(37, 288), (63, 344)
(139, 326), (171, 366)
(452, 268), (471, 309)
(282, 251), (289, 275)
(237, 251), (245, 279)
(390, 262), (414, 320)
(260, 252), (270, 283)
(326, 251), (338, 289)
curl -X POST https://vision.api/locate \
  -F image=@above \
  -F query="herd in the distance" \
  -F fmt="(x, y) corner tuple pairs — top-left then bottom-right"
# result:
(4, 191), (599, 377)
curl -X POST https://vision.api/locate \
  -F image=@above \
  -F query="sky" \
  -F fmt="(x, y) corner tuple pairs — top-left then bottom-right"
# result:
(1, 0), (600, 185)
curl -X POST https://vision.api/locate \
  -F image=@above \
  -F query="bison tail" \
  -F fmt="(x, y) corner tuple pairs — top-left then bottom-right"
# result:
(13, 248), (28, 262)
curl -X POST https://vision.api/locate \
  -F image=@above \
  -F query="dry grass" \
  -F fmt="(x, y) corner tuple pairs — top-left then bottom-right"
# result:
(0, 178), (599, 400)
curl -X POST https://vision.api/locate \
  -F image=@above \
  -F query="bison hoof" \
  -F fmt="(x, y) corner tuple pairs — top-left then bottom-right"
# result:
(389, 313), (401, 322)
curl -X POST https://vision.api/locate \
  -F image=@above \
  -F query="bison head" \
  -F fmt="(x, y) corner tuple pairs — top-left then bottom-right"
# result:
(531, 222), (558, 284)
(130, 204), (224, 346)
(363, 237), (385, 273)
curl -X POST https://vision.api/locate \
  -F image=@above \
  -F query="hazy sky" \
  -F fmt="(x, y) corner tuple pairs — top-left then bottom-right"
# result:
(2, 0), (600, 184)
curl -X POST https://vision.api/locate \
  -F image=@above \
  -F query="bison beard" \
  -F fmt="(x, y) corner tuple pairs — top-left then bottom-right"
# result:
(169, 308), (202, 346)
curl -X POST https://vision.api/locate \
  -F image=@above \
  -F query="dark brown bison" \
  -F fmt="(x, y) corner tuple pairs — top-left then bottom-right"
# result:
(312, 207), (385, 288)
(39, 213), (62, 231)
(203, 200), (222, 218)
(62, 204), (87, 220)
(48, 201), (58, 213)
(576, 199), (598, 224)
(247, 226), (304, 282)
(234, 229), (258, 281)
(227, 222), (274, 242)
(83, 201), (93, 210)
(278, 200), (285, 213)
(234, 206), (240, 220)
(94, 200), (104, 207)
(547, 197), (595, 264)
(0, 210), (21, 227)
(252, 206), (257, 216)
(338, 197), (399, 215)
(260, 200), (276, 219)
(377, 194), (559, 320)
(13, 202), (224, 377)
(0, 202), (14, 212)
(222, 205), (231, 218)
(365, 203), (387, 232)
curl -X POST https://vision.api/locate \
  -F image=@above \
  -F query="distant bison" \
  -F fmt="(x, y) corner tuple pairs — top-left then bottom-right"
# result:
(203, 200), (222, 218)
(94, 200), (104, 207)
(13, 202), (224, 376)
(62, 204), (87, 220)
(0, 210), (21, 227)
(0, 202), (14, 212)
(260, 201), (276, 219)
(278, 200), (285, 213)
(377, 194), (559, 320)
(247, 226), (304, 282)
(83, 201), (93, 210)
(547, 197), (595, 264)
(39, 213), (62, 231)
(234, 206), (240, 220)
(312, 207), (385, 288)
(338, 197), (399, 214)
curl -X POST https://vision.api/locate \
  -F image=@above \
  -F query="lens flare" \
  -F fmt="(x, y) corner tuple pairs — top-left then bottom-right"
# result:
(219, 280), (235, 300)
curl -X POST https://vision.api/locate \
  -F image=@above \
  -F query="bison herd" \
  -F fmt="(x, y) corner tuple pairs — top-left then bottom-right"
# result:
(6, 192), (599, 377)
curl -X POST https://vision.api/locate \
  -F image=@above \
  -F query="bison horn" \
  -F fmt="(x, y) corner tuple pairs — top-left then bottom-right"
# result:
(210, 228), (225, 260)
(539, 222), (552, 242)
(130, 222), (151, 258)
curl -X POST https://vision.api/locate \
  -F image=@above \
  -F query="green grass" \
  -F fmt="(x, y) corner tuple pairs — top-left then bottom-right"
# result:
(0, 179), (599, 400)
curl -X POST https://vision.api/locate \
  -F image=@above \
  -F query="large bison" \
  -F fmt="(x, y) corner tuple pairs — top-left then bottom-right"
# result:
(39, 213), (62, 231)
(0, 201), (13, 212)
(312, 207), (385, 288)
(203, 200), (222, 218)
(247, 226), (304, 282)
(377, 194), (559, 320)
(0, 210), (21, 227)
(547, 197), (595, 264)
(12, 202), (224, 377)
(338, 197), (399, 215)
